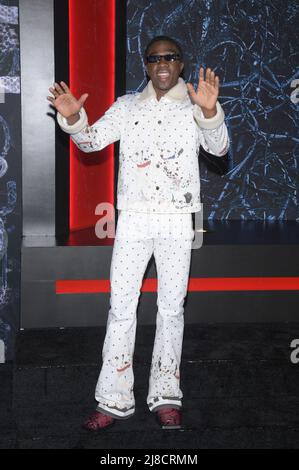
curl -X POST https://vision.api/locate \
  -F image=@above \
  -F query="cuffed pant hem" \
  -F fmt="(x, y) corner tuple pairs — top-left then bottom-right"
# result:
(96, 403), (135, 420)
(148, 398), (182, 413)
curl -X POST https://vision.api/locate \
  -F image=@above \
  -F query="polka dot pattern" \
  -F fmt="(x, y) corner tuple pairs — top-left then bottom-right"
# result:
(61, 78), (228, 215)
(95, 211), (193, 417)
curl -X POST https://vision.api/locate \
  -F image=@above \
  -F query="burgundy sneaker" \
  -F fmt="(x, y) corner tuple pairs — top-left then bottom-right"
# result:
(83, 410), (115, 432)
(156, 407), (182, 430)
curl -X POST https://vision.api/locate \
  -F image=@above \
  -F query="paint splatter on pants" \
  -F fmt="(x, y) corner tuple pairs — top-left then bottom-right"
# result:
(95, 210), (194, 419)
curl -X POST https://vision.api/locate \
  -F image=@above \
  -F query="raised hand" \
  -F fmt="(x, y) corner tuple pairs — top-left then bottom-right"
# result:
(47, 81), (88, 120)
(186, 67), (219, 118)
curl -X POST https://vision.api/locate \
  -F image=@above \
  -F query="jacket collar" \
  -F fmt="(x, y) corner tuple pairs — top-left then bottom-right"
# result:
(138, 77), (188, 102)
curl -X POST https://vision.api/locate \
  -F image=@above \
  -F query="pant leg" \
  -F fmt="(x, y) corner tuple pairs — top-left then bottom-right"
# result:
(95, 213), (154, 419)
(147, 215), (193, 413)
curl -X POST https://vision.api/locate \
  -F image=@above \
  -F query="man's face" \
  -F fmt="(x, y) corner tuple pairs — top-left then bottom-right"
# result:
(145, 40), (184, 99)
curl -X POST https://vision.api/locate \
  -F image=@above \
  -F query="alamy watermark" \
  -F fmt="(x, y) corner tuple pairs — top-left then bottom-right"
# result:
(0, 339), (5, 363)
(290, 339), (299, 364)
(94, 202), (204, 249)
(290, 79), (299, 104)
(0, 85), (5, 104)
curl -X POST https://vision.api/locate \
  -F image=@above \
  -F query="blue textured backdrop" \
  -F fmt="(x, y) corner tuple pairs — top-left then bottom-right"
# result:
(126, 0), (299, 220)
(0, 0), (21, 361)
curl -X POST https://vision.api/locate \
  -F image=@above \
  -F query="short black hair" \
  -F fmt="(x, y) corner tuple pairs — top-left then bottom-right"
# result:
(144, 35), (184, 62)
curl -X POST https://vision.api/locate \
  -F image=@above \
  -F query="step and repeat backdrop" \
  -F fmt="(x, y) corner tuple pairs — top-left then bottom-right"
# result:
(0, 0), (299, 357)
(126, 0), (299, 220)
(0, 0), (21, 360)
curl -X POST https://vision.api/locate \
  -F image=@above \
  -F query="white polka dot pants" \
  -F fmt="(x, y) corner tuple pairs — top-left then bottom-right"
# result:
(95, 211), (194, 419)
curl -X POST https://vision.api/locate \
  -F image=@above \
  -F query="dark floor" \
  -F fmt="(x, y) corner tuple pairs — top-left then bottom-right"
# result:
(1, 323), (299, 449)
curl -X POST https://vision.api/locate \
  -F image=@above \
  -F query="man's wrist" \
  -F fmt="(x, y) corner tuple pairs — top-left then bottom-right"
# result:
(201, 107), (217, 119)
(66, 113), (80, 125)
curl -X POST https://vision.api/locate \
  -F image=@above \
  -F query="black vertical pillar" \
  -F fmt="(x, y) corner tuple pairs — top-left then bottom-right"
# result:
(54, 0), (70, 239)
(114, 0), (127, 220)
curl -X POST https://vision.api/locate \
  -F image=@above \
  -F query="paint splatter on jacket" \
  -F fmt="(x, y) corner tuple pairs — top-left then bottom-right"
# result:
(57, 77), (229, 213)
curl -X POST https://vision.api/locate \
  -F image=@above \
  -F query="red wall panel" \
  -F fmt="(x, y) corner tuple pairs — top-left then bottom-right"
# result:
(56, 277), (299, 294)
(69, 0), (115, 231)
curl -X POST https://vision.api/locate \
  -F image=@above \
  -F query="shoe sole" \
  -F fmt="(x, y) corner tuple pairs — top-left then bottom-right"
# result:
(161, 424), (182, 430)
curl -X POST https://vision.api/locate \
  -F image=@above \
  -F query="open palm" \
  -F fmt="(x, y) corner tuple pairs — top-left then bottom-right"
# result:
(47, 81), (88, 119)
(187, 67), (219, 112)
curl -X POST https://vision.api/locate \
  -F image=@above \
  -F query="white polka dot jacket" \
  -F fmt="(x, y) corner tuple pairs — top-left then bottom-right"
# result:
(57, 77), (229, 213)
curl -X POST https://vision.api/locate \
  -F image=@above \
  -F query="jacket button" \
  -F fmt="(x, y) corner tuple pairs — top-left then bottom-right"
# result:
(158, 120), (162, 124)
(156, 186), (160, 190)
(156, 164), (160, 168)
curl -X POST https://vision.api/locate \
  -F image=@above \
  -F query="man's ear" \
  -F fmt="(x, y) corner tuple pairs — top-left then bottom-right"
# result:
(180, 62), (184, 73)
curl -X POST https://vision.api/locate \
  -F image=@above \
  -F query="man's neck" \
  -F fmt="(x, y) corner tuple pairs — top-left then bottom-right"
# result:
(152, 79), (180, 101)
(155, 89), (167, 101)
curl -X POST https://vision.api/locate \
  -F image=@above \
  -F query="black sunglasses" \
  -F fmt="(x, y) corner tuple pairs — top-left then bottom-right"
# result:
(146, 53), (181, 64)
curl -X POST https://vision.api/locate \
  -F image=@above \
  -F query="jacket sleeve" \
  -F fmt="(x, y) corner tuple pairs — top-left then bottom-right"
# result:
(56, 97), (124, 153)
(193, 101), (229, 157)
